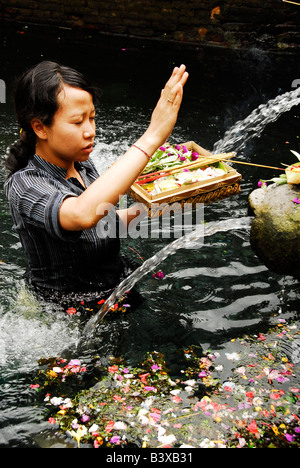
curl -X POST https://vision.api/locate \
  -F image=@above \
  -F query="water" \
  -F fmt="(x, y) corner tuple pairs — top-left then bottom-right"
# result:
(213, 85), (300, 154)
(84, 217), (252, 334)
(0, 26), (300, 447)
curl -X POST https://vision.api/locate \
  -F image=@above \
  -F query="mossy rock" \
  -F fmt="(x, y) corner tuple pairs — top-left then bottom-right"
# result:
(249, 184), (300, 278)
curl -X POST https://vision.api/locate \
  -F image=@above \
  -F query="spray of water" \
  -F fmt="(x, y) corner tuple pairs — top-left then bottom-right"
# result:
(213, 86), (300, 154)
(83, 216), (252, 336)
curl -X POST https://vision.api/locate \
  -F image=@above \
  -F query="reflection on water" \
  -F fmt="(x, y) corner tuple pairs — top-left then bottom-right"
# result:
(0, 28), (300, 447)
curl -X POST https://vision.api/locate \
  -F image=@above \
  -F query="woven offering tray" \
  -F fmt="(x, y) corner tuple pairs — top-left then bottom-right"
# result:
(128, 141), (242, 217)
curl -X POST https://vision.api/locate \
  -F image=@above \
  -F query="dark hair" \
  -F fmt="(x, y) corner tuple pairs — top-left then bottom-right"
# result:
(5, 61), (98, 176)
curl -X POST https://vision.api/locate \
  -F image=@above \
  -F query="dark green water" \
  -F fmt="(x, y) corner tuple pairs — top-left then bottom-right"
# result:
(0, 25), (300, 447)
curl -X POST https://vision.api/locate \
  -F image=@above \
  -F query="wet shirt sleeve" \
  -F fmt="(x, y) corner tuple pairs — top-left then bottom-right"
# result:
(7, 170), (82, 241)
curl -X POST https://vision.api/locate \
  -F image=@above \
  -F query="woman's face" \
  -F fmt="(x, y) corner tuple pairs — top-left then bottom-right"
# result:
(38, 84), (96, 167)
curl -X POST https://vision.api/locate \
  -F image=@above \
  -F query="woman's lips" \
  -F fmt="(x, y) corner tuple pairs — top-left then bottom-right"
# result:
(81, 143), (94, 154)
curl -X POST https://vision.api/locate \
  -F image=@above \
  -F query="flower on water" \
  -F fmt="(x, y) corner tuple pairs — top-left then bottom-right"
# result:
(113, 421), (127, 430)
(139, 372), (150, 383)
(225, 352), (240, 361)
(50, 396), (64, 406)
(89, 424), (99, 433)
(247, 420), (259, 435)
(152, 270), (164, 280)
(151, 364), (161, 371)
(144, 386), (157, 392)
(81, 414), (90, 423)
(158, 433), (177, 446)
(110, 435), (121, 444)
(107, 365), (119, 373)
(66, 307), (77, 316)
(286, 433), (296, 443)
(105, 420), (115, 433)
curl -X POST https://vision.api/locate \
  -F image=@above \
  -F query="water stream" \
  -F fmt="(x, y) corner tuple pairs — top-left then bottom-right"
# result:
(213, 85), (300, 154)
(84, 217), (253, 335)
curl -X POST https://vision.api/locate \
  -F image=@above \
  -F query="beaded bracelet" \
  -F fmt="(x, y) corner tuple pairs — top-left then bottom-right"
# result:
(132, 144), (151, 161)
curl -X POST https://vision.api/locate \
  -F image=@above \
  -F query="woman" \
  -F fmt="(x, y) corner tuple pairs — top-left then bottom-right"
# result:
(4, 61), (188, 304)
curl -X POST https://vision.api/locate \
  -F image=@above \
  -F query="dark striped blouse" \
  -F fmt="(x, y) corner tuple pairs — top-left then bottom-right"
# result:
(4, 154), (128, 298)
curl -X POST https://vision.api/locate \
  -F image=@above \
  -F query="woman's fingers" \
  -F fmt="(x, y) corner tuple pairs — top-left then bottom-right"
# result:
(161, 66), (188, 110)
(163, 65), (188, 98)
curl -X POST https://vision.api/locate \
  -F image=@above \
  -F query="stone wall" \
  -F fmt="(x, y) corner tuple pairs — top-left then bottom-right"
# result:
(1, 0), (300, 52)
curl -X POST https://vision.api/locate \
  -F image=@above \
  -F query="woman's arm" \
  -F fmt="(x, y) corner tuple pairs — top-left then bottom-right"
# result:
(59, 65), (189, 231)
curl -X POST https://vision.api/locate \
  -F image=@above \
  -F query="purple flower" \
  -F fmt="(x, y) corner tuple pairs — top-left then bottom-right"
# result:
(191, 152), (199, 161)
(159, 146), (166, 152)
(81, 414), (90, 423)
(295, 427), (300, 433)
(182, 145), (188, 154)
(175, 144), (181, 151)
(180, 156), (187, 162)
(152, 271), (164, 280)
(144, 386), (157, 392)
(285, 433), (295, 443)
(151, 364), (161, 371)
(110, 436), (121, 444)
(68, 359), (81, 367)
(292, 198), (300, 204)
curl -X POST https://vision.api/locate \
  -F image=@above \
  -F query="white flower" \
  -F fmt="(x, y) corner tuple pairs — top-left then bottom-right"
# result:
(184, 386), (194, 393)
(225, 352), (240, 361)
(184, 379), (196, 386)
(158, 433), (176, 446)
(62, 398), (73, 408)
(89, 424), (99, 433)
(114, 421), (127, 430)
(50, 396), (64, 406)
(215, 365), (224, 372)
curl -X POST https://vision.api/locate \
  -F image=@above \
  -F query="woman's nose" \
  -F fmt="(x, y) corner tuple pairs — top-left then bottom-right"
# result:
(83, 122), (96, 139)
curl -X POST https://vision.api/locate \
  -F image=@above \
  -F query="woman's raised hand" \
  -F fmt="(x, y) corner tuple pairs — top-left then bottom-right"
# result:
(143, 64), (189, 150)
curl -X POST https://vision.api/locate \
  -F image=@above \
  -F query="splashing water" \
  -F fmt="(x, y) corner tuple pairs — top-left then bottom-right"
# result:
(83, 217), (252, 337)
(213, 86), (300, 154)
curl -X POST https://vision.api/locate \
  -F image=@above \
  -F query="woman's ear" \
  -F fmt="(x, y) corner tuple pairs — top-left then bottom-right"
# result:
(31, 118), (48, 140)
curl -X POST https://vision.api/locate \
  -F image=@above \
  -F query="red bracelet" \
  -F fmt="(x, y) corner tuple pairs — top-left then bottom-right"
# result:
(132, 144), (151, 161)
